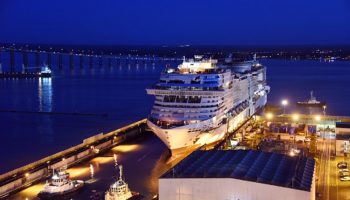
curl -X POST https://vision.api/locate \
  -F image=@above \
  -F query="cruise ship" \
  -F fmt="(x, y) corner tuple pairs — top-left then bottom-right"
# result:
(146, 55), (270, 154)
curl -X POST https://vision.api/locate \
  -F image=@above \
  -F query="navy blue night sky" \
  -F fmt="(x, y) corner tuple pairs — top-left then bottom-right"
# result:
(0, 0), (349, 45)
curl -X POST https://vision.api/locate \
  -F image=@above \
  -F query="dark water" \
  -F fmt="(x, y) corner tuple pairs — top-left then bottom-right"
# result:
(1, 57), (350, 199)
(0, 61), (168, 173)
(265, 59), (350, 115)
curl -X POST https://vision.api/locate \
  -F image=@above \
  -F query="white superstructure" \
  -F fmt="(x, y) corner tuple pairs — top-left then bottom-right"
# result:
(146, 56), (270, 153)
(38, 168), (84, 198)
(105, 165), (133, 200)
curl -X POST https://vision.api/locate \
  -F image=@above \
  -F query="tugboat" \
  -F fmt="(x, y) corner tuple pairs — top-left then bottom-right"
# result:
(37, 167), (84, 199)
(105, 165), (140, 200)
(297, 91), (326, 107)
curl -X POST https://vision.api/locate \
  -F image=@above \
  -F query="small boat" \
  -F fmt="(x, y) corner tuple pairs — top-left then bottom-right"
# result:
(37, 167), (84, 199)
(105, 165), (141, 200)
(38, 66), (52, 77)
(297, 91), (326, 107)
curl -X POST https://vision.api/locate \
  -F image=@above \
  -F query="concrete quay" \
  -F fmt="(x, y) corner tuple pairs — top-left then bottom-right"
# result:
(0, 119), (147, 199)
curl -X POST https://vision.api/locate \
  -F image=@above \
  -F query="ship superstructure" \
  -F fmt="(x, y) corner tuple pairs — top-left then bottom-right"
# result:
(37, 167), (84, 199)
(105, 165), (133, 200)
(146, 55), (270, 153)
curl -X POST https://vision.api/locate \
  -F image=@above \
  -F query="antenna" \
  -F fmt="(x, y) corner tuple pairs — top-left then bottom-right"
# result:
(119, 165), (123, 180)
(253, 53), (257, 61)
(114, 154), (118, 168)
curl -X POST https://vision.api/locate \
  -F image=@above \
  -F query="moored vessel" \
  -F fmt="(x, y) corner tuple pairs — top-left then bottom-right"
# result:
(297, 91), (326, 107)
(37, 167), (84, 199)
(146, 55), (270, 154)
(105, 165), (140, 200)
(0, 65), (52, 78)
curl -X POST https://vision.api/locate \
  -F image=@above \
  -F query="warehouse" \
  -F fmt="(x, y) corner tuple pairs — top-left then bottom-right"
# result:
(160, 150), (315, 200)
(335, 122), (350, 155)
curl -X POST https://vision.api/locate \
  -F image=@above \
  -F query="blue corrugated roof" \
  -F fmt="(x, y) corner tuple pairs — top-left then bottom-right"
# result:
(161, 150), (315, 191)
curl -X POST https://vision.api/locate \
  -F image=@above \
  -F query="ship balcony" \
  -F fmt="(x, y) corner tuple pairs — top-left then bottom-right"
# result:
(151, 108), (220, 117)
(153, 105), (220, 112)
(146, 88), (225, 96)
(148, 117), (187, 129)
(154, 100), (221, 107)
(149, 114), (213, 127)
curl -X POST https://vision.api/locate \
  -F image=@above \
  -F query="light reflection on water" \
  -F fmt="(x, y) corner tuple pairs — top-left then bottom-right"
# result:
(38, 77), (52, 112)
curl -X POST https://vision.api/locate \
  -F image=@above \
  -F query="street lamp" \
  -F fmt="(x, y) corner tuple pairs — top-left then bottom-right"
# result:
(266, 112), (273, 120)
(315, 115), (321, 121)
(323, 105), (327, 116)
(292, 113), (299, 122)
(281, 99), (288, 115)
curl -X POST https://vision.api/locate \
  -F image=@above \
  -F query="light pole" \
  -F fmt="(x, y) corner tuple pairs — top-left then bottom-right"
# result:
(281, 99), (288, 115)
(266, 112), (273, 121)
(323, 105), (327, 116)
(315, 115), (322, 138)
(292, 114), (299, 144)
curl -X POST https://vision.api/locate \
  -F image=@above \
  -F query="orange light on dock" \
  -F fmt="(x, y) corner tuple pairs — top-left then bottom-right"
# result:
(112, 144), (140, 153)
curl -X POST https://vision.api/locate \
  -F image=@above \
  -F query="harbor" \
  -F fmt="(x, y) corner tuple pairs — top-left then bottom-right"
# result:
(3, 111), (350, 199)
(1, 119), (199, 200)
(1, 54), (350, 200)
(2, 1), (350, 199)
(0, 119), (147, 199)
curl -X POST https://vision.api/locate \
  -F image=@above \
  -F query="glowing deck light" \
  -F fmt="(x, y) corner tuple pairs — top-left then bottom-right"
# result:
(25, 173), (30, 177)
(52, 174), (59, 180)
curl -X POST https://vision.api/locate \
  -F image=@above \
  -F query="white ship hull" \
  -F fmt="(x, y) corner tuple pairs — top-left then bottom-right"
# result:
(146, 57), (269, 154)
(147, 94), (267, 153)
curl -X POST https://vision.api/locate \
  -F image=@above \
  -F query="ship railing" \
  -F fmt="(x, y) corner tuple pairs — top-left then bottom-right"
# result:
(146, 88), (225, 96)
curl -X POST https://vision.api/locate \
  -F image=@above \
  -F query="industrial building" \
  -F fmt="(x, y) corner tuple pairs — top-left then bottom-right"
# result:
(335, 122), (350, 156)
(160, 150), (315, 200)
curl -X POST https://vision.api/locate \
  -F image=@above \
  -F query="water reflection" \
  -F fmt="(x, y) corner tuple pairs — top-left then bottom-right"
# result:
(38, 77), (52, 112)
(37, 77), (54, 144)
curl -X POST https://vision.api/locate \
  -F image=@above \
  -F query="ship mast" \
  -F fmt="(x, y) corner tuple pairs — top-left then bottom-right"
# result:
(310, 91), (314, 100)
(119, 165), (123, 180)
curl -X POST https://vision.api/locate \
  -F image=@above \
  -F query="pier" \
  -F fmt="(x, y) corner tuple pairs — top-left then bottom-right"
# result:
(0, 119), (147, 199)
